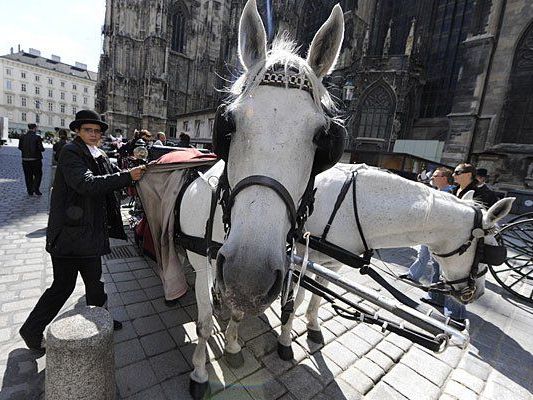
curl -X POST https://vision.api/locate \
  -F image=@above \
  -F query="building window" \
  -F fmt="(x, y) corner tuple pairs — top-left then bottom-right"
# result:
(48, 102), (53, 111)
(356, 84), (396, 141)
(35, 75), (40, 82)
(35, 114), (40, 123)
(60, 118), (65, 127)
(72, 84), (77, 90)
(21, 97), (26, 107)
(84, 87), (88, 93)
(48, 77), (53, 85)
(60, 104), (65, 113)
(21, 71), (26, 79)
(83, 96), (88, 104)
(171, 9), (187, 53)
(169, 126), (177, 138)
(21, 112), (27, 121)
(60, 81), (65, 88)
(35, 86), (40, 95)
(48, 89), (53, 98)
(72, 94), (77, 102)
(194, 120), (201, 137)
(6, 94), (13, 105)
(21, 83), (26, 92)
(35, 100), (41, 109)
(48, 115), (53, 125)
(5, 68), (11, 75)
(72, 106), (77, 115)
(60, 92), (65, 100)
(5, 80), (12, 90)
(183, 121), (189, 131)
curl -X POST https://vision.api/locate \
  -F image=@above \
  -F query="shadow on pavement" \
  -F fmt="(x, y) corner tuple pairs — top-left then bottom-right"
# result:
(468, 312), (532, 393)
(25, 228), (47, 238)
(0, 348), (45, 400)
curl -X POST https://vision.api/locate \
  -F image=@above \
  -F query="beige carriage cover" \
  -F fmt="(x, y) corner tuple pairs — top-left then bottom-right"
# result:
(136, 149), (217, 300)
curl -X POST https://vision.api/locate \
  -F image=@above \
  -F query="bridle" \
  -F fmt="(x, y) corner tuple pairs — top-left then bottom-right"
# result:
(431, 206), (495, 303)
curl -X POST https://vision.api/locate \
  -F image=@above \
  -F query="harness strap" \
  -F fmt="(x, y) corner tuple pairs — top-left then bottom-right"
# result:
(352, 171), (373, 262)
(321, 173), (352, 241)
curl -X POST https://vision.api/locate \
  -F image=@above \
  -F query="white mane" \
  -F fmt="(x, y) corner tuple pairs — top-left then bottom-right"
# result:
(226, 36), (338, 120)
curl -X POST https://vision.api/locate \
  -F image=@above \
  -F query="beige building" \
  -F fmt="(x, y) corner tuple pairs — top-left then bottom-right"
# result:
(0, 48), (97, 134)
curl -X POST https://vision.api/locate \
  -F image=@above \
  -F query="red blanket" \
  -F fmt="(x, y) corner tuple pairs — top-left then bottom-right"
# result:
(153, 148), (217, 165)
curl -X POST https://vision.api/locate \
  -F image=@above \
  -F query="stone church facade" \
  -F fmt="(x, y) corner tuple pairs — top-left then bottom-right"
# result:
(96, 0), (533, 191)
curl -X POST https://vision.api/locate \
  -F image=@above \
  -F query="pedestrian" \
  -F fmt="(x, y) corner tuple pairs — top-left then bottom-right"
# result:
(19, 110), (146, 352)
(475, 168), (499, 207)
(176, 132), (193, 148)
(153, 132), (166, 146)
(18, 123), (45, 196)
(52, 129), (69, 165)
(401, 168), (455, 306)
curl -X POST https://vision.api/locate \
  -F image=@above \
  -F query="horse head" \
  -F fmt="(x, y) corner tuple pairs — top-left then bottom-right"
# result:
(430, 197), (515, 304)
(215, 0), (345, 315)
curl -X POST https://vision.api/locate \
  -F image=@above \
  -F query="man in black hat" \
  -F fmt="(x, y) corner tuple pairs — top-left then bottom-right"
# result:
(19, 110), (146, 352)
(18, 123), (45, 195)
(475, 168), (499, 207)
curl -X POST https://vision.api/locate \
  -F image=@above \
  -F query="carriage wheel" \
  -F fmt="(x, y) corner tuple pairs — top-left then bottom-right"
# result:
(490, 219), (533, 303)
(507, 211), (533, 224)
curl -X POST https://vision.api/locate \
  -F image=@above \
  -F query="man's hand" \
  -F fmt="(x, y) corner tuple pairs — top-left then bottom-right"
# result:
(129, 165), (146, 181)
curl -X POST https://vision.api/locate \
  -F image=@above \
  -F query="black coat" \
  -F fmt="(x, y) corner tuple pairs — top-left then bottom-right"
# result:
(453, 181), (497, 208)
(46, 137), (133, 258)
(18, 131), (44, 159)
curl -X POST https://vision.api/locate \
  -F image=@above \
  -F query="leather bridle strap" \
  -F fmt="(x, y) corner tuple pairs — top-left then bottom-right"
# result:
(433, 207), (484, 258)
(352, 171), (373, 263)
(320, 173), (352, 241)
(226, 175), (298, 233)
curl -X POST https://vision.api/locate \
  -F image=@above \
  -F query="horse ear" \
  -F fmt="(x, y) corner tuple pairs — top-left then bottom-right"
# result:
(238, 0), (267, 71)
(306, 4), (345, 79)
(484, 197), (515, 226)
(462, 190), (475, 201)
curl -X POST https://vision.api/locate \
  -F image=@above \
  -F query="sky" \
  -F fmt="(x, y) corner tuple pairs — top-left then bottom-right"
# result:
(0, 0), (106, 72)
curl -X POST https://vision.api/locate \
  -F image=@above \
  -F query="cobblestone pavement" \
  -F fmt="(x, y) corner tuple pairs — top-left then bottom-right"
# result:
(0, 141), (531, 400)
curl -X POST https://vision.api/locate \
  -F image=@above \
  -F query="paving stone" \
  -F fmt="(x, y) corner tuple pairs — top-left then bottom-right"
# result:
(144, 285), (165, 299)
(322, 379), (363, 400)
(1, 298), (37, 312)
(385, 332), (412, 351)
(457, 352), (492, 380)
(111, 271), (136, 282)
(351, 323), (385, 346)
(159, 307), (192, 329)
(365, 348), (395, 372)
(125, 301), (156, 319)
(322, 318), (349, 337)
(225, 348), (262, 380)
(449, 368), (485, 394)
(486, 369), (532, 399)
(443, 380), (478, 400)
(132, 267), (156, 279)
(241, 368), (286, 400)
(120, 289), (149, 305)
(376, 339), (404, 362)
(382, 363), (440, 400)
(206, 358), (239, 394)
(149, 348), (191, 381)
(364, 382), (407, 400)
(352, 357), (385, 383)
(210, 383), (253, 400)
(114, 338), (146, 368)
(246, 331), (279, 359)
(400, 346), (451, 386)
(321, 341), (358, 371)
(140, 330), (176, 357)
(160, 374), (194, 400)
(278, 364), (323, 400)
(113, 321), (137, 344)
(132, 314), (165, 336)
(116, 360), (158, 398)
(338, 365), (374, 395)
(299, 356), (340, 387)
(115, 280), (142, 292)
(262, 348), (295, 376)
(123, 384), (166, 400)
(138, 276), (161, 289)
(168, 324), (193, 346)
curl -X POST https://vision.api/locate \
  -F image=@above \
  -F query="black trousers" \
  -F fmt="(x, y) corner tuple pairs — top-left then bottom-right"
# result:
(20, 256), (107, 339)
(22, 160), (43, 194)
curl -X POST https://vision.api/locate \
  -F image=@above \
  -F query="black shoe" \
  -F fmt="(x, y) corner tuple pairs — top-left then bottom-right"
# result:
(35, 191), (42, 196)
(19, 327), (45, 352)
(113, 320), (123, 331)
(27, 192), (34, 196)
(164, 298), (180, 307)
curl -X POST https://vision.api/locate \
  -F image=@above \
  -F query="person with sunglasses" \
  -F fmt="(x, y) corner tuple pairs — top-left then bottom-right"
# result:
(19, 110), (146, 352)
(452, 163), (479, 199)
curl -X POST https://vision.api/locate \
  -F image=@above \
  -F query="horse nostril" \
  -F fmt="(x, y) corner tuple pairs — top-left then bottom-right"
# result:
(267, 269), (283, 300)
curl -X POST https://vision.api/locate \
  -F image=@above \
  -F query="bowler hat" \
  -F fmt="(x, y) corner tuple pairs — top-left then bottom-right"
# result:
(476, 168), (489, 178)
(69, 110), (109, 132)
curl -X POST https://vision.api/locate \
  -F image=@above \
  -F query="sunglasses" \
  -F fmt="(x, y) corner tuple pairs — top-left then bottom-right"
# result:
(453, 170), (470, 176)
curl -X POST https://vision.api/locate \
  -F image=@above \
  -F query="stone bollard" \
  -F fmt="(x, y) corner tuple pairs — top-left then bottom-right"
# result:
(45, 306), (115, 400)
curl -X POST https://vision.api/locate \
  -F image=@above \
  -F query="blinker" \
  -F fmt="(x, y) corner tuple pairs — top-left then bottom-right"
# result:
(481, 244), (507, 266)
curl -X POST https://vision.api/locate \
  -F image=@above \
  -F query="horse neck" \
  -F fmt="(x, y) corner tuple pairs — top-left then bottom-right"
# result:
(317, 167), (474, 254)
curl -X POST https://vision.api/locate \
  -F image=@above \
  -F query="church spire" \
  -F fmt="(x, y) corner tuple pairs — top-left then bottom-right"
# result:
(405, 18), (416, 56)
(383, 19), (392, 56)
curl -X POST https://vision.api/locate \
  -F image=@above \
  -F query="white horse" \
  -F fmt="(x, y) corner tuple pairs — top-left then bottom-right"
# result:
(180, 162), (513, 367)
(179, 0), (345, 397)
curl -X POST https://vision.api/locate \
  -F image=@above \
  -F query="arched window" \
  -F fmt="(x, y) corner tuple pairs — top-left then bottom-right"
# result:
(171, 9), (186, 53)
(356, 84), (396, 139)
(499, 22), (533, 144)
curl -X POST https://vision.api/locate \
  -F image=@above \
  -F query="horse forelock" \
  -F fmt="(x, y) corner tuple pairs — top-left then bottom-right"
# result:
(225, 35), (338, 122)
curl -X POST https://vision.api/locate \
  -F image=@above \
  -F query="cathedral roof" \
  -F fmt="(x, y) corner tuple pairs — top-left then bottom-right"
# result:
(1, 51), (97, 81)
